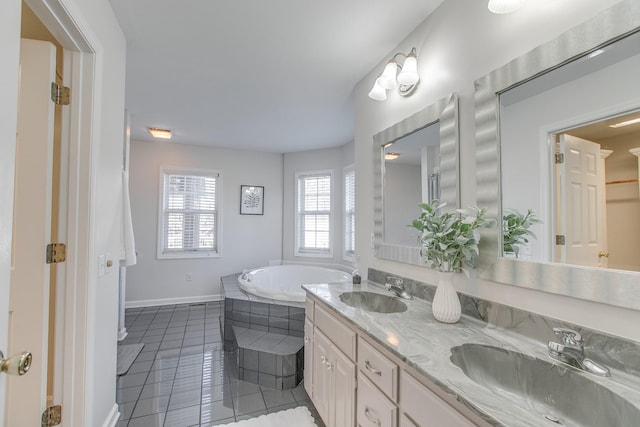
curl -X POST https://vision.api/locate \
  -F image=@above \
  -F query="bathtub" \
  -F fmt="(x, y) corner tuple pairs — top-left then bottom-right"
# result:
(237, 265), (351, 302)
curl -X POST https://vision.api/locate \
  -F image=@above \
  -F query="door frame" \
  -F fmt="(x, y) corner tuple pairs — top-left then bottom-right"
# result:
(9, 0), (101, 425)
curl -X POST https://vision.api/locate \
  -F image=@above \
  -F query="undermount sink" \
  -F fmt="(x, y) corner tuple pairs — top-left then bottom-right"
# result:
(339, 291), (407, 314)
(450, 344), (640, 427)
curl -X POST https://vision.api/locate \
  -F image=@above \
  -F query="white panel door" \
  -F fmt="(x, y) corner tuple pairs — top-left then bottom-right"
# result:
(558, 134), (605, 267)
(4, 39), (56, 426)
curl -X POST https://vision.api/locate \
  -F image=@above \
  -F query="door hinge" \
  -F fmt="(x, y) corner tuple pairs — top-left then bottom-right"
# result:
(50, 82), (70, 106)
(555, 153), (565, 164)
(42, 405), (61, 427)
(46, 243), (66, 264)
(556, 235), (566, 245)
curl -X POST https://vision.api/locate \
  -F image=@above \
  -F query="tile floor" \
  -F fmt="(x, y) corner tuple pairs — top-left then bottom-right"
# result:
(116, 302), (324, 427)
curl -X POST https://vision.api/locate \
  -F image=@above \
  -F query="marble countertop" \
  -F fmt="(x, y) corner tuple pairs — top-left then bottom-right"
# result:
(303, 281), (640, 427)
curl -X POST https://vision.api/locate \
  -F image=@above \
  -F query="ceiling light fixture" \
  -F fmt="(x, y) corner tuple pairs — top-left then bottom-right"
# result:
(148, 127), (172, 139)
(488, 0), (525, 14)
(608, 117), (640, 128)
(149, 128), (171, 139)
(368, 48), (420, 101)
(385, 152), (400, 160)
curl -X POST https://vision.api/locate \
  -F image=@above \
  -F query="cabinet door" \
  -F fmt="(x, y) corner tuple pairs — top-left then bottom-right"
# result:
(304, 319), (314, 398)
(331, 347), (356, 427)
(313, 328), (332, 424)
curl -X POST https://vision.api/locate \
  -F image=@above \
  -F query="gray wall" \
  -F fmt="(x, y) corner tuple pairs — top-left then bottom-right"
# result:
(354, 0), (640, 342)
(126, 140), (284, 306)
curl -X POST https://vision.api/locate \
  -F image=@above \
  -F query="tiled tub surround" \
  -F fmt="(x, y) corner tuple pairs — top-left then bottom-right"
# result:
(303, 270), (640, 427)
(221, 274), (305, 390)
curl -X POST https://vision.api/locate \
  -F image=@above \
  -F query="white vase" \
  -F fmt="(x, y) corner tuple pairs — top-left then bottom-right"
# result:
(432, 271), (461, 324)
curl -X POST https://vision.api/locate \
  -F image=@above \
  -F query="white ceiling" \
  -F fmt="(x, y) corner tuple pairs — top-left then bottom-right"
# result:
(109, 0), (445, 153)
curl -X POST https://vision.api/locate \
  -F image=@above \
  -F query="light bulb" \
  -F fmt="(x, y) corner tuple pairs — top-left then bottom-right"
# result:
(368, 79), (387, 101)
(378, 61), (399, 90)
(397, 53), (419, 86)
(488, 0), (525, 14)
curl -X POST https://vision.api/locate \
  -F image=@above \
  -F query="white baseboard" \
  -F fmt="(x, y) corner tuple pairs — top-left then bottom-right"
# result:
(101, 404), (120, 427)
(117, 328), (128, 341)
(125, 294), (223, 309)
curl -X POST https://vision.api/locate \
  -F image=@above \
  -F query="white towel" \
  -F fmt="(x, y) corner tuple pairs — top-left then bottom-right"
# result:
(121, 170), (137, 266)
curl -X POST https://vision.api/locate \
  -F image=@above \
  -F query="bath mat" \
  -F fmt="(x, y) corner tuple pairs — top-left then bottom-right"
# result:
(215, 406), (317, 427)
(116, 343), (144, 376)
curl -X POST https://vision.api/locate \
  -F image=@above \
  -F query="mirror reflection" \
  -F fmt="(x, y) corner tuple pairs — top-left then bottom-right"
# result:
(499, 29), (640, 271)
(383, 122), (440, 246)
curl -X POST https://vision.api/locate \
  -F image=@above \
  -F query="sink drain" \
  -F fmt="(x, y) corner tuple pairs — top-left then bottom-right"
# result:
(544, 414), (562, 424)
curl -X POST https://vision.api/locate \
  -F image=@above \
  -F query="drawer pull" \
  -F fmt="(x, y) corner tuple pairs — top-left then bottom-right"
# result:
(320, 355), (326, 365)
(365, 360), (382, 376)
(364, 407), (381, 426)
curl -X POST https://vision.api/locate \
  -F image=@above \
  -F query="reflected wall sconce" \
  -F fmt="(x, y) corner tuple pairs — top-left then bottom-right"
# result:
(368, 47), (420, 101)
(488, 0), (525, 14)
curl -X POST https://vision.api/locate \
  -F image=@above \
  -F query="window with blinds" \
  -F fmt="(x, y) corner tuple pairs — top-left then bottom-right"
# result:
(344, 165), (355, 260)
(158, 168), (221, 258)
(295, 171), (333, 257)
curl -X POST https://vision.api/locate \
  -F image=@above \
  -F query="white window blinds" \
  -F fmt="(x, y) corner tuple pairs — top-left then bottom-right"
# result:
(296, 171), (332, 256)
(344, 165), (355, 260)
(160, 170), (219, 257)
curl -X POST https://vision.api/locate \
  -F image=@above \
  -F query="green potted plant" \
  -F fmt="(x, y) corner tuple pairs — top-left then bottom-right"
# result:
(502, 209), (541, 258)
(411, 200), (495, 323)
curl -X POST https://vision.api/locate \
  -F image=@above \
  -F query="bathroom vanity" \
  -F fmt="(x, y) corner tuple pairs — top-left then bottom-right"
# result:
(303, 279), (640, 427)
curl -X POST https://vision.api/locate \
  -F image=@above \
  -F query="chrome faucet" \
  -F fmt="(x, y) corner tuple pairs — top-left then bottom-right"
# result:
(384, 277), (412, 300)
(547, 327), (610, 377)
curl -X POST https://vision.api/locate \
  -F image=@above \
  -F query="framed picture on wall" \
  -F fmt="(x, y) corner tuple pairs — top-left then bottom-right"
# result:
(240, 185), (264, 215)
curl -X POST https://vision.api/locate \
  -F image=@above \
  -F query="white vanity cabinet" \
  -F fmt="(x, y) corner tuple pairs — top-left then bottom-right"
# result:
(305, 301), (357, 427)
(304, 294), (480, 427)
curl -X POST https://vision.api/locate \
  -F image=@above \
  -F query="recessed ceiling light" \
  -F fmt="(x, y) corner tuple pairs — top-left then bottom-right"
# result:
(385, 152), (400, 160)
(608, 117), (640, 128)
(148, 127), (172, 139)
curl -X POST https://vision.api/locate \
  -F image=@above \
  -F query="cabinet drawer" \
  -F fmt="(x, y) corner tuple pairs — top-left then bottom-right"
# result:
(357, 373), (397, 427)
(305, 297), (315, 322)
(315, 304), (356, 360)
(358, 337), (398, 402)
(400, 370), (474, 427)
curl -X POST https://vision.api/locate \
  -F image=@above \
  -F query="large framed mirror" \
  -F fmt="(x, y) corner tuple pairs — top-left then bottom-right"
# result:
(474, 0), (640, 310)
(373, 93), (459, 265)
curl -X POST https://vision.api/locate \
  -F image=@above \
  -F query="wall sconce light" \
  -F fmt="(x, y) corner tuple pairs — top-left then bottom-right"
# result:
(368, 47), (420, 101)
(384, 152), (400, 160)
(488, 0), (525, 14)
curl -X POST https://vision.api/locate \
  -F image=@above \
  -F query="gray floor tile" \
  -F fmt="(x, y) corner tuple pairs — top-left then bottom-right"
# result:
(262, 389), (295, 409)
(140, 381), (173, 399)
(168, 388), (202, 411)
(233, 392), (266, 415)
(127, 412), (165, 427)
(145, 367), (176, 384)
(117, 385), (142, 404)
(201, 384), (227, 404)
(267, 402), (299, 414)
(129, 360), (153, 375)
(119, 401), (136, 420)
(164, 405), (201, 427)
(235, 409), (268, 421)
(229, 380), (261, 398)
(201, 400), (235, 424)
(136, 351), (157, 362)
(131, 395), (170, 418)
(118, 372), (148, 388)
(172, 375), (203, 394)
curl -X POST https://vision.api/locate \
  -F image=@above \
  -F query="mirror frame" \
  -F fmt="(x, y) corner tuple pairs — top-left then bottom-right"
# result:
(373, 93), (459, 265)
(474, 0), (640, 310)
